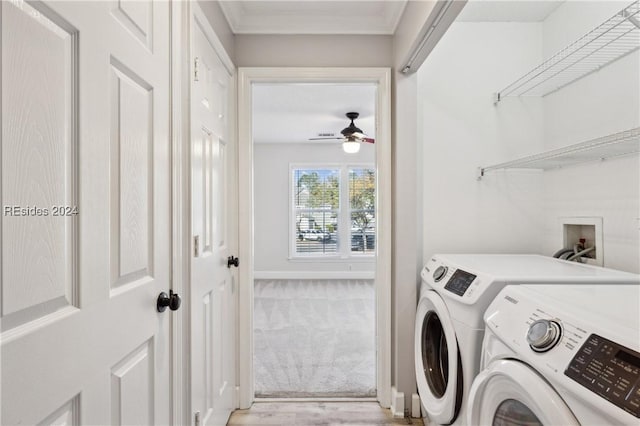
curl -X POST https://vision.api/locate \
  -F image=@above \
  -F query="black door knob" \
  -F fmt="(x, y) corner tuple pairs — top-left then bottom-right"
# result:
(157, 290), (181, 312)
(227, 255), (239, 268)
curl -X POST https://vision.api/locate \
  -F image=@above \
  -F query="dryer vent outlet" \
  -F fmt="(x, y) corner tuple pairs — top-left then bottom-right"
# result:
(560, 217), (603, 266)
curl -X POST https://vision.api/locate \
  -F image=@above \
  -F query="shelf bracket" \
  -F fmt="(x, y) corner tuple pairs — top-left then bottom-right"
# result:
(476, 167), (485, 180)
(493, 92), (501, 105)
(626, 13), (640, 29)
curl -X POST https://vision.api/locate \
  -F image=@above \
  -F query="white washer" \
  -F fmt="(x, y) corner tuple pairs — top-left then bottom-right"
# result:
(467, 283), (640, 425)
(414, 254), (639, 425)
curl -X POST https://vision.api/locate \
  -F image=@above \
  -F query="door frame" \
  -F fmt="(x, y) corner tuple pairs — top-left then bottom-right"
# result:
(237, 67), (392, 409)
(170, 2), (237, 424)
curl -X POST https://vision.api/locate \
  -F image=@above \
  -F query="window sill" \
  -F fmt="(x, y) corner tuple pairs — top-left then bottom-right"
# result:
(287, 256), (375, 263)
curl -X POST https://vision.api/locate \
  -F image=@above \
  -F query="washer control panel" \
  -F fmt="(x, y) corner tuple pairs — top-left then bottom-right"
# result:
(565, 334), (640, 418)
(444, 269), (477, 296)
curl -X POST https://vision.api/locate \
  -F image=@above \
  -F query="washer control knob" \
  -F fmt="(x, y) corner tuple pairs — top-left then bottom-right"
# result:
(527, 319), (562, 352)
(433, 266), (448, 282)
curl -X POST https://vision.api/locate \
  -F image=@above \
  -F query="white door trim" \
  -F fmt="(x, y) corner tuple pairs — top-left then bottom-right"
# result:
(170, 2), (237, 424)
(237, 67), (392, 409)
(170, 1), (191, 424)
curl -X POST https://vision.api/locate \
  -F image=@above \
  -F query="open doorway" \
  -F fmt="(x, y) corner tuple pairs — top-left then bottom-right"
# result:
(237, 67), (391, 408)
(252, 84), (377, 398)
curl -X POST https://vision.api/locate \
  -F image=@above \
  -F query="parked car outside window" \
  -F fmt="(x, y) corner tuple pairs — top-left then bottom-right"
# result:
(300, 229), (331, 241)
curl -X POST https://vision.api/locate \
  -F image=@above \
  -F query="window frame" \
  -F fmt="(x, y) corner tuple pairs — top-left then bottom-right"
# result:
(289, 163), (375, 260)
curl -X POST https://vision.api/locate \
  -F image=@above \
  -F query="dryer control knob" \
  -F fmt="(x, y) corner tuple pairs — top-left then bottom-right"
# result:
(433, 266), (448, 282)
(527, 319), (562, 352)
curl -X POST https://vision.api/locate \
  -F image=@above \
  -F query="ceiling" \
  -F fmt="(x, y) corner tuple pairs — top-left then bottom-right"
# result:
(219, 0), (408, 35)
(457, 0), (565, 22)
(252, 84), (376, 144)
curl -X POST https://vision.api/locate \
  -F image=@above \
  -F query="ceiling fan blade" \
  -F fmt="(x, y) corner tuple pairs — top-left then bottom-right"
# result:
(350, 131), (375, 144)
(308, 137), (344, 141)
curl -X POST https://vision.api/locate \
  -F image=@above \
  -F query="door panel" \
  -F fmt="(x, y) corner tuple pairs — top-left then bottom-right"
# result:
(111, 340), (155, 425)
(190, 11), (235, 425)
(1, 1), (171, 424)
(110, 59), (154, 289)
(2, 0), (78, 331)
(111, 0), (153, 49)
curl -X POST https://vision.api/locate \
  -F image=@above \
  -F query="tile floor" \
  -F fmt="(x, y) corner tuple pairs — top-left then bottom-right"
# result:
(226, 402), (425, 425)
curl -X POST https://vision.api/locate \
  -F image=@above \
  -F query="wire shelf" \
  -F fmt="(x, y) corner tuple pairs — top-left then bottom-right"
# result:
(495, 1), (640, 102)
(477, 127), (640, 179)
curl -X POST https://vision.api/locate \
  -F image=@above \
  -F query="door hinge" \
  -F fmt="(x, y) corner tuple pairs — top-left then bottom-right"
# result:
(194, 411), (201, 426)
(194, 235), (200, 257)
(194, 57), (200, 82)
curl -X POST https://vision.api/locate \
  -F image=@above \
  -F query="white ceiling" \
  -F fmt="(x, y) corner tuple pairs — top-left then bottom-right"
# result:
(457, 0), (565, 22)
(219, 0), (408, 35)
(252, 84), (376, 144)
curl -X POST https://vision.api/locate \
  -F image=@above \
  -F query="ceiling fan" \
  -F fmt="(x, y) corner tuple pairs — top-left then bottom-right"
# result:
(309, 112), (374, 153)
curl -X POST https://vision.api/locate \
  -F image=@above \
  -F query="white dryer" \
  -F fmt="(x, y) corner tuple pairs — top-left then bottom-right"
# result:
(467, 283), (640, 425)
(414, 254), (639, 425)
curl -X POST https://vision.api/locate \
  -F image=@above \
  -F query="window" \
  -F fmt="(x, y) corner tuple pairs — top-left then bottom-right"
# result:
(349, 168), (375, 254)
(292, 165), (375, 257)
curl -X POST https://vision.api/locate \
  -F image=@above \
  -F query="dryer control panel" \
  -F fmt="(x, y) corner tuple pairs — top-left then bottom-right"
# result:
(444, 269), (477, 296)
(565, 333), (640, 418)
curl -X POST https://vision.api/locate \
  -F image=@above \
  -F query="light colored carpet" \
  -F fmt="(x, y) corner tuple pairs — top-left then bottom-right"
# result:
(253, 279), (376, 398)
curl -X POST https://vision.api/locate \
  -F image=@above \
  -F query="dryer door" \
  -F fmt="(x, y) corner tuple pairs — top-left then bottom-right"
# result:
(467, 359), (579, 425)
(414, 290), (462, 424)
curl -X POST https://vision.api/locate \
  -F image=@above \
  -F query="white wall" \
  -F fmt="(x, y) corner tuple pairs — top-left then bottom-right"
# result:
(390, 71), (422, 414)
(254, 142), (375, 274)
(199, 0), (235, 62)
(540, 1), (640, 273)
(418, 2), (639, 274)
(418, 22), (546, 263)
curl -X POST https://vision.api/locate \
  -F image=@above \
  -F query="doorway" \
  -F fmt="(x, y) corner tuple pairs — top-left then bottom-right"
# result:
(252, 83), (377, 397)
(237, 68), (392, 408)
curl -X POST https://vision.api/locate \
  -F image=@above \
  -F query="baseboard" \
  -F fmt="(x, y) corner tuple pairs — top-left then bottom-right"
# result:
(253, 271), (375, 280)
(411, 393), (421, 418)
(390, 386), (405, 418)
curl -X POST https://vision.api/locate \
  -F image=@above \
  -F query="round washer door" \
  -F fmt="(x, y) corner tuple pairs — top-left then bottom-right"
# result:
(414, 290), (461, 424)
(467, 359), (579, 426)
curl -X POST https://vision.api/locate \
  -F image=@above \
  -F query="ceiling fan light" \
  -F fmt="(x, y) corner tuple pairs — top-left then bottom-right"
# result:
(342, 140), (360, 154)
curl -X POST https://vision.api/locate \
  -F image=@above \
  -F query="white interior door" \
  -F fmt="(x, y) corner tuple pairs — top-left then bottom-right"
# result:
(1, 1), (172, 424)
(190, 8), (237, 426)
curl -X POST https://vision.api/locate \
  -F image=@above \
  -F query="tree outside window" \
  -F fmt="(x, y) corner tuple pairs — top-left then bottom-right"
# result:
(350, 168), (375, 254)
(292, 166), (375, 257)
